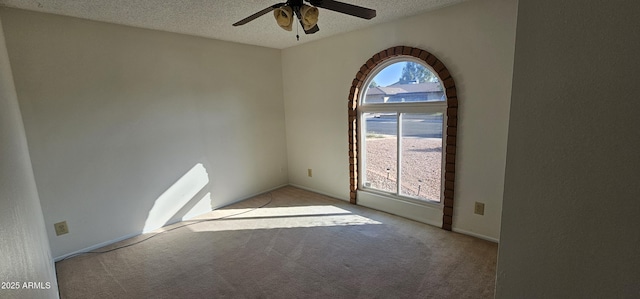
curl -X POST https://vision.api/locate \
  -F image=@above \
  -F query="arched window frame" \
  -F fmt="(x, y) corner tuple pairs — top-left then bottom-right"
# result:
(347, 46), (458, 230)
(358, 57), (447, 204)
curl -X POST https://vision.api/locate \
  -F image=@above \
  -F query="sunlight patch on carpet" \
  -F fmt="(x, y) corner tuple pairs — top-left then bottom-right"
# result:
(188, 205), (382, 232)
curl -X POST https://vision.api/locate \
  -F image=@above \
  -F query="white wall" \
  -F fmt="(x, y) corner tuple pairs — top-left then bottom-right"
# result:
(0, 17), (59, 299)
(0, 8), (288, 258)
(282, 0), (517, 240)
(496, 0), (640, 297)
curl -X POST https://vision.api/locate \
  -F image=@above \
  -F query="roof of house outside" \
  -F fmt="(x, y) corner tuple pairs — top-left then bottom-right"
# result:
(367, 82), (442, 96)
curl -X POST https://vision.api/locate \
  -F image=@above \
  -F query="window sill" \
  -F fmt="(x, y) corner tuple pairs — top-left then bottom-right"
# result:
(356, 189), (443, 227)
(359, 188), (442, 207)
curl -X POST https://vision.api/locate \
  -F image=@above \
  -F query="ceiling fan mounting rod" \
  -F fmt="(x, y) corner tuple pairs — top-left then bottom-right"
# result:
(289, 0), (304, 8)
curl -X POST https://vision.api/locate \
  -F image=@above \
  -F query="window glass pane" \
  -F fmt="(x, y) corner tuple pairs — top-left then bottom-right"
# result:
(364, 62), (444, 104)
(363, 112), (397, 193)
(400, 113), (443, 202)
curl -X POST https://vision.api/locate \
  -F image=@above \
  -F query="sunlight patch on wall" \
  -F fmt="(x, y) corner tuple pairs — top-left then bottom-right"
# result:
(143, 163), (210, 233)
(182, 192), (213, 221)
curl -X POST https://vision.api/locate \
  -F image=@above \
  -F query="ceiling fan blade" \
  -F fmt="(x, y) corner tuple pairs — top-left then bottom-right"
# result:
(233, 3), (286, 26)
(309, 0), (376, 19)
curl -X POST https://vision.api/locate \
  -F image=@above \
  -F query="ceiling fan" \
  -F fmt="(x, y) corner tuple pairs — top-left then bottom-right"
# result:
(233, 0), (376, 35)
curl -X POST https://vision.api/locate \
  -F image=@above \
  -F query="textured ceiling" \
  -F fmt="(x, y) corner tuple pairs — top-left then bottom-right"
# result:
(0, 0), (467, 49)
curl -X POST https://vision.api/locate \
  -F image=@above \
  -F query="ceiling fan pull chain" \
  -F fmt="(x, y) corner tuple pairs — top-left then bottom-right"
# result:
(296, 21), (300, 41)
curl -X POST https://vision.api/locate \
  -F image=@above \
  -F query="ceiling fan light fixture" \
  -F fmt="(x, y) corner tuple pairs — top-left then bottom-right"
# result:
(273, 6), (294, 31)
(300, 4), (319, 31)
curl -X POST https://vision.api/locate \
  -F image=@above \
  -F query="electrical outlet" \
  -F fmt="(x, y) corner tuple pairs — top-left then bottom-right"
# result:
(474, 202), (485, 215)
(54, 221), (69, 236)
(307, 168), (313, 177)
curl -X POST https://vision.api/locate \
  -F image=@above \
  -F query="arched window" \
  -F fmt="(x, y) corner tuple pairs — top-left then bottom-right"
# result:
(360, 58), (445, 202)
(347, 46), (458, 230)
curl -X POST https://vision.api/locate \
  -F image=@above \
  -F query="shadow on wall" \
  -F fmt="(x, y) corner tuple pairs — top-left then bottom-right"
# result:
(143, 163), (213, 233)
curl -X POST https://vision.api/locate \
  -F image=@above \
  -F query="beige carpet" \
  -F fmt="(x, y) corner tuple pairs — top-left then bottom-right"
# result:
(55, 186), (497, 298)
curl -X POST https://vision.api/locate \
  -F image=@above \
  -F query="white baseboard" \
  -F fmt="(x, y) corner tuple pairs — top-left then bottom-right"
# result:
(287, 183), (348, 202)
(452, 227), (499, 243)
(54, 232), (140, 261)
(55, 183), (498, 261)
(213, 184), (290, 210)
(289, 184), (500, 243)
(55, 184), (290, 261)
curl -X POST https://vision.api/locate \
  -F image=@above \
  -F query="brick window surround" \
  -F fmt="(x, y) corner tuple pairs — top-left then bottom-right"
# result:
(347, 46), (458, 231)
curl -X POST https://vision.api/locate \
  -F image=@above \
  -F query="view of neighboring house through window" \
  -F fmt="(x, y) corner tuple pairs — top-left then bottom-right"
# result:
(359, 59), (445, 203)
